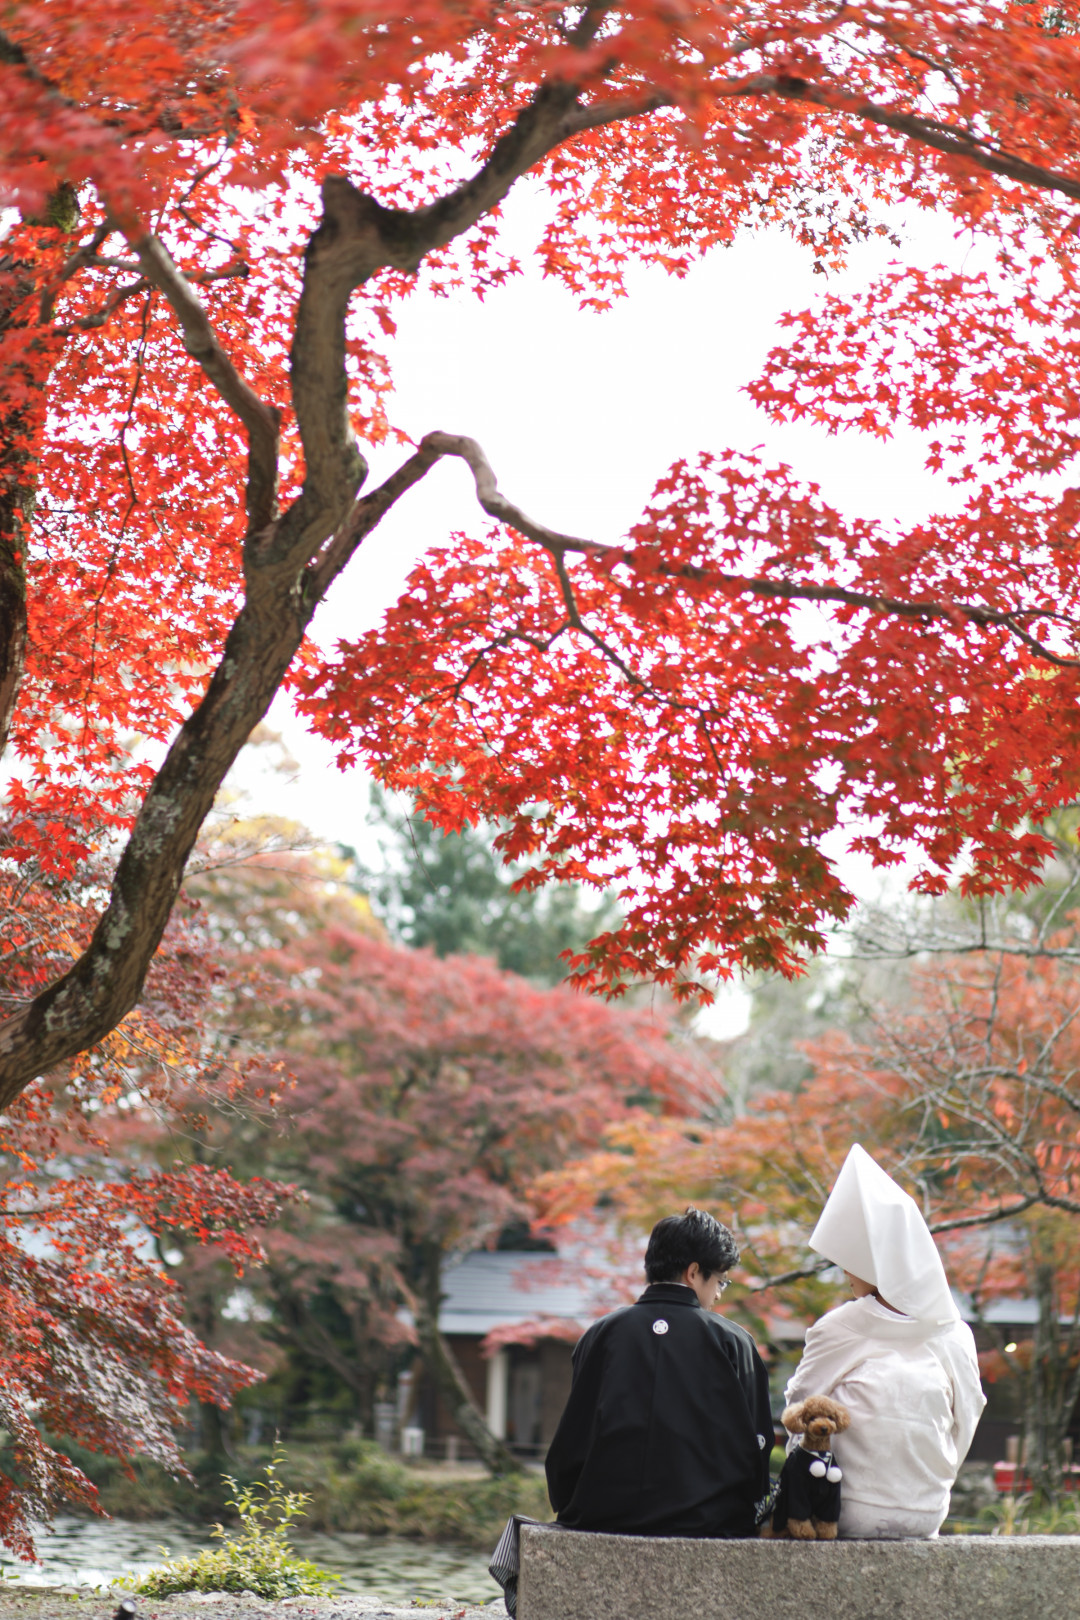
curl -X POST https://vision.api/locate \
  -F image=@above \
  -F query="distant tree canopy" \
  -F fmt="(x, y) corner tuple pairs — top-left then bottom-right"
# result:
(358, 793), (621, 986)
(134, 850), (702, 1473)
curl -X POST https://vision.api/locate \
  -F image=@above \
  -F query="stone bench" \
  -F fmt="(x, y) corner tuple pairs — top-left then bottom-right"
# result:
(518, 1524), (1080, 1620)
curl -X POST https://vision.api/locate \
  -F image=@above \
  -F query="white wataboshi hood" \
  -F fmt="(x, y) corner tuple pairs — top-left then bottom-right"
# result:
(809, 1143), (960, 1326)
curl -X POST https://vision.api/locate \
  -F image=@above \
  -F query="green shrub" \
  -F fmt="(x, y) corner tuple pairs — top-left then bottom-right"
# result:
(244, 1439), (551, 1545)
(311, 1442), (551, 1543)
(128, 1449), (337, 1599)
(974, 1492), (1080, 1537)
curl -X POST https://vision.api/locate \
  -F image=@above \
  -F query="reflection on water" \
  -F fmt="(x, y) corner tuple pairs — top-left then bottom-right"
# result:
(4, 1518), (500, 1605)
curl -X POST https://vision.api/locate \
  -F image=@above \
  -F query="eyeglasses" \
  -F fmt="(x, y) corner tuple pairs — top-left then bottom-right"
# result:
(715, 1276), (730, 1293)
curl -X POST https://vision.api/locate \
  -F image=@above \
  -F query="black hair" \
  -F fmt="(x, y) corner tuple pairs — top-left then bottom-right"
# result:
(644, 1207), (739, 1284)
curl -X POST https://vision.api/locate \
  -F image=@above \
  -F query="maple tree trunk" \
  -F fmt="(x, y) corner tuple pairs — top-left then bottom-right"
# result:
(0, 258), (39, 761)
(0, 189), (82, 758)
(0, 583), (312, 1103)
(1022, 1262), (1080, 1503)
(0, 490), (27, 763)
(413, 1253), (524, 1477)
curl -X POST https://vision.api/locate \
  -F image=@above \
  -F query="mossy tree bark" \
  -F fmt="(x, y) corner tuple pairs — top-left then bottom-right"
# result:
(414, 1247), (524, 1478)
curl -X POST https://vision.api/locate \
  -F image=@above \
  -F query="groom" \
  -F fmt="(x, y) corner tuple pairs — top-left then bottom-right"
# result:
(545, 1208), (773, 1538)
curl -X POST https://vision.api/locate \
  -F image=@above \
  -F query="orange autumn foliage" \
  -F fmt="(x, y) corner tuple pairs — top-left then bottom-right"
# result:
(535, 948), (1080, 1333)
(532, 1041), (906, 1331)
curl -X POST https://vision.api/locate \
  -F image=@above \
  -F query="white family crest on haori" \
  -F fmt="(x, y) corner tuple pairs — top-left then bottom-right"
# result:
(652, 1318), (669, 1334)
(809, 1143), (959, 1325)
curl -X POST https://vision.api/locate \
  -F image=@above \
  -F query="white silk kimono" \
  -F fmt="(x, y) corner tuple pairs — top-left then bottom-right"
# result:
(784, 1295), (985, 1537)
(785, 1144), (987, 1538)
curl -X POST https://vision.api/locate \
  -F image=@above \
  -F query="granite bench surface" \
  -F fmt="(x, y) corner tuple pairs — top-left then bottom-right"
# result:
(518, 1523), (1080, 1620)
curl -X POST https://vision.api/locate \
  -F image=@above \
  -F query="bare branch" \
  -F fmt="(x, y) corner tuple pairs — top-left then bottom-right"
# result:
(561, 90), (675, 136)
(422, 431), (607, 554)
(750, 1258), (831, 1291)
(928, 1196), (1042, 1233)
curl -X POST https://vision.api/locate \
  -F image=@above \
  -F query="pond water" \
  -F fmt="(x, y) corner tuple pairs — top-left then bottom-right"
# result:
(3, 1518), (500, 1606)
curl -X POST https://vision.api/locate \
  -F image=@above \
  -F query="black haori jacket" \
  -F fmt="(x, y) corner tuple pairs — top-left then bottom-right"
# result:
(545, 1283), (773, 1539)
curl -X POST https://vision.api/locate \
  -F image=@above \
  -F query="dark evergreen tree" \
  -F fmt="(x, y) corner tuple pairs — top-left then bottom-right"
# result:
(355, 792), (620, 986)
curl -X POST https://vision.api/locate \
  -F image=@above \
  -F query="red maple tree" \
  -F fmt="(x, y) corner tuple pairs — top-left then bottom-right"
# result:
(0, 881), (288, 1554)
(3, 5), (1080, 1093)
(5, 779), (327, 1554)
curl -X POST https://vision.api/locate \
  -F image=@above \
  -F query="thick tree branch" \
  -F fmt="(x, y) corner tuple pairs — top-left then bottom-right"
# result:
(0, 26), (38, 74)
(279, 81), (589, 566)
(131, 236), (280, 534)
(556, 89), (674, 136)
(567, 3), (613, 51)
(276, 75), (669, 576)
(307, 440), (445, 599)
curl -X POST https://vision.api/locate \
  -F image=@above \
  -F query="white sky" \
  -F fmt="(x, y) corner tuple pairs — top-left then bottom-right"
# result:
(227, 188), (974, 1036)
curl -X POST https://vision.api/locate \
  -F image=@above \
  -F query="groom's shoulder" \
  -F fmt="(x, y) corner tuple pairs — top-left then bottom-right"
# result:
(576, 1301), (634, 1348)
(706, 1311), (755, 1350)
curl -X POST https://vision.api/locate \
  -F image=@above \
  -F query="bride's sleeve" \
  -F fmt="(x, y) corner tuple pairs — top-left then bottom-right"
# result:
(943, 1322), (987, 1463)
(783, 1310), (860, 1412)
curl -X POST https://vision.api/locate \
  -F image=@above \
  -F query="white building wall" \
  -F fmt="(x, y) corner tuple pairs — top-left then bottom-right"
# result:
(486, 1348), (509, 1440)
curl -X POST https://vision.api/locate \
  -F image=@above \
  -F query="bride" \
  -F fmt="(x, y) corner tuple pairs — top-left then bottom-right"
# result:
(783, 1144), (986, 1538)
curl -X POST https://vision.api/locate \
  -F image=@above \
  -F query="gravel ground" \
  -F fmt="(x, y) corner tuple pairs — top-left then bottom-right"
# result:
(0, 1594), (499, 1620)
